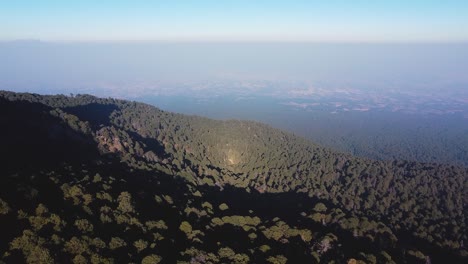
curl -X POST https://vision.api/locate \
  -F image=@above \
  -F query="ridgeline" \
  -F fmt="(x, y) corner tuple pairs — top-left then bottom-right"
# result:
(0, 91), (466, 263)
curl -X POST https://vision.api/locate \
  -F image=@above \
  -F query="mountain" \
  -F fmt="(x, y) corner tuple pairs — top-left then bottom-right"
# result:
(0, 90), (466, 264)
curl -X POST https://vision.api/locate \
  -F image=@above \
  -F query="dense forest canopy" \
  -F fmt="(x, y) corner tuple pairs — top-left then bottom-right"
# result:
(0, 90), (466, 263)
(140, 95), (468, 168)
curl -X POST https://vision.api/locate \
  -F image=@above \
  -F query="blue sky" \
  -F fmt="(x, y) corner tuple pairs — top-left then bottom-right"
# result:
(1, 1), (467, 42)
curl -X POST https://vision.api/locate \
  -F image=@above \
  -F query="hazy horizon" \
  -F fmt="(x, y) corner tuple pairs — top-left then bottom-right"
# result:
(1, 41), (467, 97)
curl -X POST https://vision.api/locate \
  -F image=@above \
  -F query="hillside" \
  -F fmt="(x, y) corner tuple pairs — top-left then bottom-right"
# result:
(0, 90), (467, 263)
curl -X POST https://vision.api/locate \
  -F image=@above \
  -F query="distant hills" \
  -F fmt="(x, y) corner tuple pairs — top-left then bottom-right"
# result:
(0, 90), (466, 263)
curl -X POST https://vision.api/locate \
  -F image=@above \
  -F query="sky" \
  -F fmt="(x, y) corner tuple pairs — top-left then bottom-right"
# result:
(1, 1), (467, 99)
(1, 1), (468, 42)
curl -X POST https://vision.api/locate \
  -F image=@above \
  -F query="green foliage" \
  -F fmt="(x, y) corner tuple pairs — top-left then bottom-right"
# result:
(145, 220), (168, 230)
(259, 244), (271, 253)
(163, 195), (174, 205)
(35, 204), (48, 216)
(210, 217), (224, 226)
(179, 221), (193, 235)
(72, 255), (87, 264)
(379, 251), (395, 264)
(407, 250), (426, 262)
(27, 247), (53, 263)
(109, 237), (126, 250)
(262, 220), (311, 243)
(154, 195), (163, 204)
(117, 192), (134, 213)
(267, 255), (288, 264)
(141, 254), (162, 264)
(218, 247), (235, 258)
(0, 91), (467, 264)
(134, 239), (148, 253)
(9, 230), (54, 263)
(217, 247), (249, 263)
(65, 237), (88, 255)
(218, 203), (229, 211)
(93, 173), (102, 183)
(74, 219), (93, 233)
(201, 201), (213, 210)
(314, 203), (327, 213)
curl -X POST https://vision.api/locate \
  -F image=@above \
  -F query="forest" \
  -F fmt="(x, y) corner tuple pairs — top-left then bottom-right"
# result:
(0, 90), (466, 263)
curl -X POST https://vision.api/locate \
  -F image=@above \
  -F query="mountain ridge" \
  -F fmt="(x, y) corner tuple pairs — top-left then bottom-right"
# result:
(0, 90), (466, 263)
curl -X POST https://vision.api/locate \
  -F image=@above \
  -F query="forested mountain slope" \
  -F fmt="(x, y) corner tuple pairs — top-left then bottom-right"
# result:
(0, 91), (466, 263)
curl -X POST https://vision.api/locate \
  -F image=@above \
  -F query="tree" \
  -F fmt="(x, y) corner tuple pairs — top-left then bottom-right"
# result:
(219, 203), (229, 211)
(117, 192), (134, 213)
(141, 254), (162, 264)
(74, 219), (93, 233)
(218, 247), (235, 259)
(179, 221), (193, 236)
(109, 237), (126, 250)
(314, 203), (327, 213)
(267, 255), (287, 264)
(134, 239), (148, 253)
